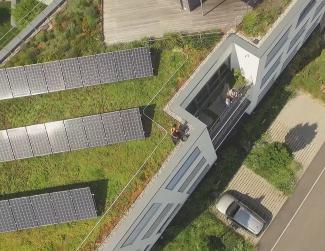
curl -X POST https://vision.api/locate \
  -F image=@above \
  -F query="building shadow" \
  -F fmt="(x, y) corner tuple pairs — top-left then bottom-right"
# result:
(206, 235), (226, 251)
(140, 104), (156, 138)
(150, 48), (161, 76)
(153, 29), (324, 250)
(203, 0), (227, 16)
(227, 190), (273, 223)
(0, 179), (108, 216)
(285, 123), (317, 152)
(241, 0), (261, 8)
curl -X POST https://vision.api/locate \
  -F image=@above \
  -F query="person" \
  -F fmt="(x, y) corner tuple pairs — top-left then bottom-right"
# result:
(225, 97), (231, 106)
(171, 124), (181, 144)
(228, 88), (238, 99)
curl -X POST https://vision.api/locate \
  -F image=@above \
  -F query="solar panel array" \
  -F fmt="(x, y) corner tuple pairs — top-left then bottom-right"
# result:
(0, 187), (96, 233)
(0, 108), (145, 162)
(0, 47), (153, 100)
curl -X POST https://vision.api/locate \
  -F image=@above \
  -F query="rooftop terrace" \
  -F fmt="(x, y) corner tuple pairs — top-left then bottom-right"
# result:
(0, 0), (222, 247)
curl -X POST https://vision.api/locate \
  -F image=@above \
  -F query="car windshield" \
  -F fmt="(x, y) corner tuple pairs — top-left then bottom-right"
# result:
(226, 201), (240, 217)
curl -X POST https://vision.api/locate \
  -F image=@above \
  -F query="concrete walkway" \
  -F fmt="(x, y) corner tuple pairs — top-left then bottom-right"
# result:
(103, 0), (250, 44)
(267, 93), (325, 173)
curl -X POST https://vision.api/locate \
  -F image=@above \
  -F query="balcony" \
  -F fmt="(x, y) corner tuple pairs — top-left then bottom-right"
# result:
(209, 93), (251, 150)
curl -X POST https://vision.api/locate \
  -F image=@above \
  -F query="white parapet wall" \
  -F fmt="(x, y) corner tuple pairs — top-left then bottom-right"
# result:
(99, 1), (325, 250)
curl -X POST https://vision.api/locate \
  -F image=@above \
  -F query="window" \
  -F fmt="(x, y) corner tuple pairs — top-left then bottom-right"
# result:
(187, 164), (210, 194)
(157, 204), (182, 234)
(178, 157), (206, 193)
(304, 18), (320, 41)
(261, 55), (282, 89)
(121, 203), (161, 247)
(265, 27), (290, 67)
(282, 44), (300, 72)
(166, 147), (201, 190)
(142, 203), (173, 239)
(288, 22), (307, 51)
(297, 0), (316, 27)
(313, 1), (325, 20)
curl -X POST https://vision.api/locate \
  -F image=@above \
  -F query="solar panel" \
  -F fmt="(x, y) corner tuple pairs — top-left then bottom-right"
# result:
(0, 187), (97, 233)
(50, 191), (77, 223)
(43, 61), (65, 92)
(70, 188), (97, 220)
(115, 49), (136, 81)
(0, 108), (145, 163)
(9, 197), (38, 230)
(78, 55), (101, 86)
(0, 200), (17, 233)
(132, 47), (153, 78)
(64, 118), (89, 150)
(0, 130), (14, 162)
(45, 121), (70, 153)
(120, 109), (145, 141)
(30, 194), (58, 226)
(60, 58), (83, 89)
(101, 111), (126, 144)
(6, 67), (30, 97)
(82, 115), (107, 147)
(0, 69), (13, 100)
(0, 47), (153, 101)
(96, 53), (118, 83)
(7, 127), (33, 159)
(26, 124), (52, 156)
(24, 64), (48, 95)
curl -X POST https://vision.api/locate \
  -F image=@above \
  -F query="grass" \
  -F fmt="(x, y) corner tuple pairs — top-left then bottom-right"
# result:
(0, 0), (222, 250)
(154, 27), (325, 251)
(239, 0), (291, 37)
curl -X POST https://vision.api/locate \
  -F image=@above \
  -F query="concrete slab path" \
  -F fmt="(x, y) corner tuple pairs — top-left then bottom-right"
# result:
(103, 0), (250, 44)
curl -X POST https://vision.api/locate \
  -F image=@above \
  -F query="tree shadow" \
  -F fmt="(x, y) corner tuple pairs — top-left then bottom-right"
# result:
(285, 123), (317, 152)
(153, 29), (324, 249)
(227, 190), (273, 223)
(140, 104), (156, 138)
(0, 179), (108, 216)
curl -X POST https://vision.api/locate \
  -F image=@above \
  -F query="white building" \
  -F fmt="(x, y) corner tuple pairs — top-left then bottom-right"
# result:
(100, 1), (325, 250)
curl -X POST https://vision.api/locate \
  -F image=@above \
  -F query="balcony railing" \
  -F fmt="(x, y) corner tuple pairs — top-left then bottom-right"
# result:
(209, 88), (251, 150)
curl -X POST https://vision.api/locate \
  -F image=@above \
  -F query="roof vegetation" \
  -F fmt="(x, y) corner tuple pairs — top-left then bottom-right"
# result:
(239, 0), (291, 37)
(0, 0), (221, 249)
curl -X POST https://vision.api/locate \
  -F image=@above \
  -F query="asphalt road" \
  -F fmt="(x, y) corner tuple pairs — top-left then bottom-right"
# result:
(258, 143), (325, 251)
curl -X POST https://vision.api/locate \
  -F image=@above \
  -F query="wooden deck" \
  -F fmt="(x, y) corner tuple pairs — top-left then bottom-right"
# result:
(103, 0), (251, 44)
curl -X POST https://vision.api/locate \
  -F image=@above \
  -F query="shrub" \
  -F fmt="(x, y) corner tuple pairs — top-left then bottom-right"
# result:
(245, 141), (299, 194)
(234, 69), (247, 88)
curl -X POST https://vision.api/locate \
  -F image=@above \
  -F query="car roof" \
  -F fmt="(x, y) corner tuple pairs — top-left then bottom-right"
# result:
(233, 206), (264, 235)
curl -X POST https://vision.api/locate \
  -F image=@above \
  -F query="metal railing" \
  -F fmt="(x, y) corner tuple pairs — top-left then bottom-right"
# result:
(209, 86), (251, 150)
(0, 0), (66, 64)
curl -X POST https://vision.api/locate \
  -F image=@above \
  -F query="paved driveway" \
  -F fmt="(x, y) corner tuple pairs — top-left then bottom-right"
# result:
(258, 143), (325, 251)
(103, 0), (250, 44)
